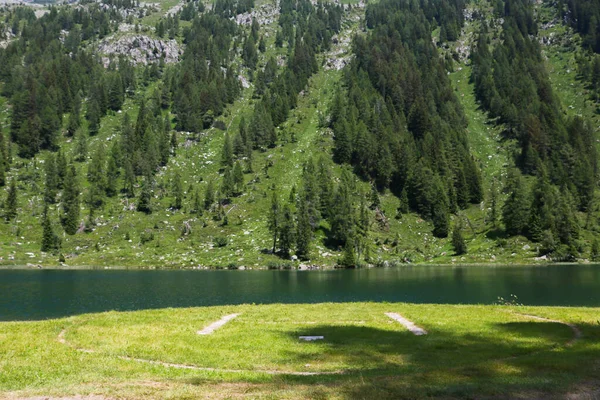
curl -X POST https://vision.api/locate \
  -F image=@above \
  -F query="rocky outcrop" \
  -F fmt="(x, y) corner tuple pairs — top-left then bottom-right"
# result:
(97, 35), (182, 66)
(235, 2), (279, 26)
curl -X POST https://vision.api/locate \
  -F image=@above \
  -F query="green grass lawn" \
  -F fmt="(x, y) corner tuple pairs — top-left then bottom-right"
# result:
(1, 303), (599, 399)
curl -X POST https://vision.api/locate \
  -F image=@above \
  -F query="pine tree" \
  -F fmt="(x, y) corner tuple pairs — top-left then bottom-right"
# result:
(172, 172), (183, 209)
(0, 155), (4, 188)
(279, 204), (295, 257)
(87, 146), (106, 210)
(105, 155), (119, 197)
(44, 154), (58, 204)
(170, 131), (178, 155)
(329, 174), (354, 245)
(204, 180), (215, 210)
(56, 150), (66, 189)
(452, 221), (467, 255)
(233, 161), (244, 194)
(74, 131), (88, 162)
(192, 187), (202, 215)
(370, 183), (380, 210)
(221, 132), (234, 167)
(137, 178), (153, 214)
(591, 238), (600, 261)
(296, 196), (312, 260)
(61, 165), (80, 235)
(221, 167), (234, 200)
(502, 169), (530, 236)
(268, 191), (280, 253)
(5, 178), (17, 221)
(41, 207), (60, 254)
(123, 160), (135, 197)
(339, 237), (356, 267)
(488, 177), (499, 228)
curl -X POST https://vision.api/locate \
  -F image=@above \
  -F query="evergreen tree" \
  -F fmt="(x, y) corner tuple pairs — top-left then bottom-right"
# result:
(339, 237), (357, 267)
(268, 191), (280, 253)
(452, 221), (467, 255)
(5, 178), (17, 221)
(502, 170), (530, 236)
(204, 180), (215, 210)
(137, 178), (153, 214)
(56, 151), (66, 189)
(221, 132), (234, 167)
(488, 177), (499, 228)
(329, 176), (354, 245)
(233, 161), (244, 194)
(172, 172), (183, 209)
(370, 184), (380, 210)
(0, 155), (4, 188)
(61, 165), (80, 235)
(221, 167), (234, 199)
(44, 154), (58, 205)
(170, 131), (178, 155)
(279, 204), (295, 257)
(105, 155), (119, 197)
(123, 160), (135, 197)
(74, 131), (88, 162)
(41, 207), (60, 254)
(192, 187), (203, 215)
(296, 195), (312, 260)
(591, 238), (600, 261)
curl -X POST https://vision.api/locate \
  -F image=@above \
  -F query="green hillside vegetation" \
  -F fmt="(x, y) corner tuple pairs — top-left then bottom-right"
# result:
(0, 0), (599, 268)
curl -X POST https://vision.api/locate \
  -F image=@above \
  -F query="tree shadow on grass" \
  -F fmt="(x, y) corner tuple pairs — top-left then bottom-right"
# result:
(182, 321), (600, 399)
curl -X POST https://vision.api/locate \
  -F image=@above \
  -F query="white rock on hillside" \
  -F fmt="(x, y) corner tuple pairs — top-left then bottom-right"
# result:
(98, 35), (182, 66)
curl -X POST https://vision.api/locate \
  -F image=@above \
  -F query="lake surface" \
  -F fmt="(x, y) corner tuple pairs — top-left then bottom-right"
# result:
(1, 265), (600, 321)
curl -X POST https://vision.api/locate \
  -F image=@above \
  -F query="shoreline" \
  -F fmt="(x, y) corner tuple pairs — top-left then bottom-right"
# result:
(0, 261), (595, 270)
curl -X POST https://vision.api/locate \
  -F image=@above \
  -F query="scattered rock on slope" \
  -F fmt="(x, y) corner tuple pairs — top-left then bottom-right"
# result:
(97, 35), (182, 67)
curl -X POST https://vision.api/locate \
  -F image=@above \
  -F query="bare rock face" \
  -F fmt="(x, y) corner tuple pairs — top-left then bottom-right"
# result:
(98, 35), (182, 67)
(235, 2), (279, 26)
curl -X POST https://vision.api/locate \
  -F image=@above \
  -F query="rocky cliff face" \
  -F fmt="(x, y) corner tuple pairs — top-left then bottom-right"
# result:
(97, 35), (182, 66)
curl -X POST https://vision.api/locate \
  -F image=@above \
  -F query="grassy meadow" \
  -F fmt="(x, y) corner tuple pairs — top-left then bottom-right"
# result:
(1, 302), (600, 399)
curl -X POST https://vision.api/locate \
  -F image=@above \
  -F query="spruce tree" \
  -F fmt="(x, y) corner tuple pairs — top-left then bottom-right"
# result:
(339, 238), (356, 267)
(296, 196), (312, 260)
(502, 170), (530, 236)
(61, 165), (80, 235)
(5, 178), (17, 221)
(192, 187), (202, 215)
(591, 238), (600, 261)
(137, 178), (153, 214)
(233, 161), (244, 194)
(123, 160), (135, 197)
(172, 172), (183, 209)
(41, 207), (60, 254)
(329, 176), (354, 245)
(268, 191), (280, 253)
(74, 131), (88, 162)
(105, 155), (119, 197)
(221, 132), (234, 167)
(279, 204), (295, 257)
(370, 184), (380, 210)
(452, 221), (467, 255)
(221, 167), (234, 200)
(44, 154), (58, 204)
(204, 180), (215, 210)
(56, 151), (67, 189)
(0, 155), (4, 188)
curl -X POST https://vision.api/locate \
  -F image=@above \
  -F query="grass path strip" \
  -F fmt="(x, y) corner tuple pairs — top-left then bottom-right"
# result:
(57, 328), (344, 376)
(514, 312), (582, 346)
(384, 312), (428, 336)
(196, 313), (241, 335)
